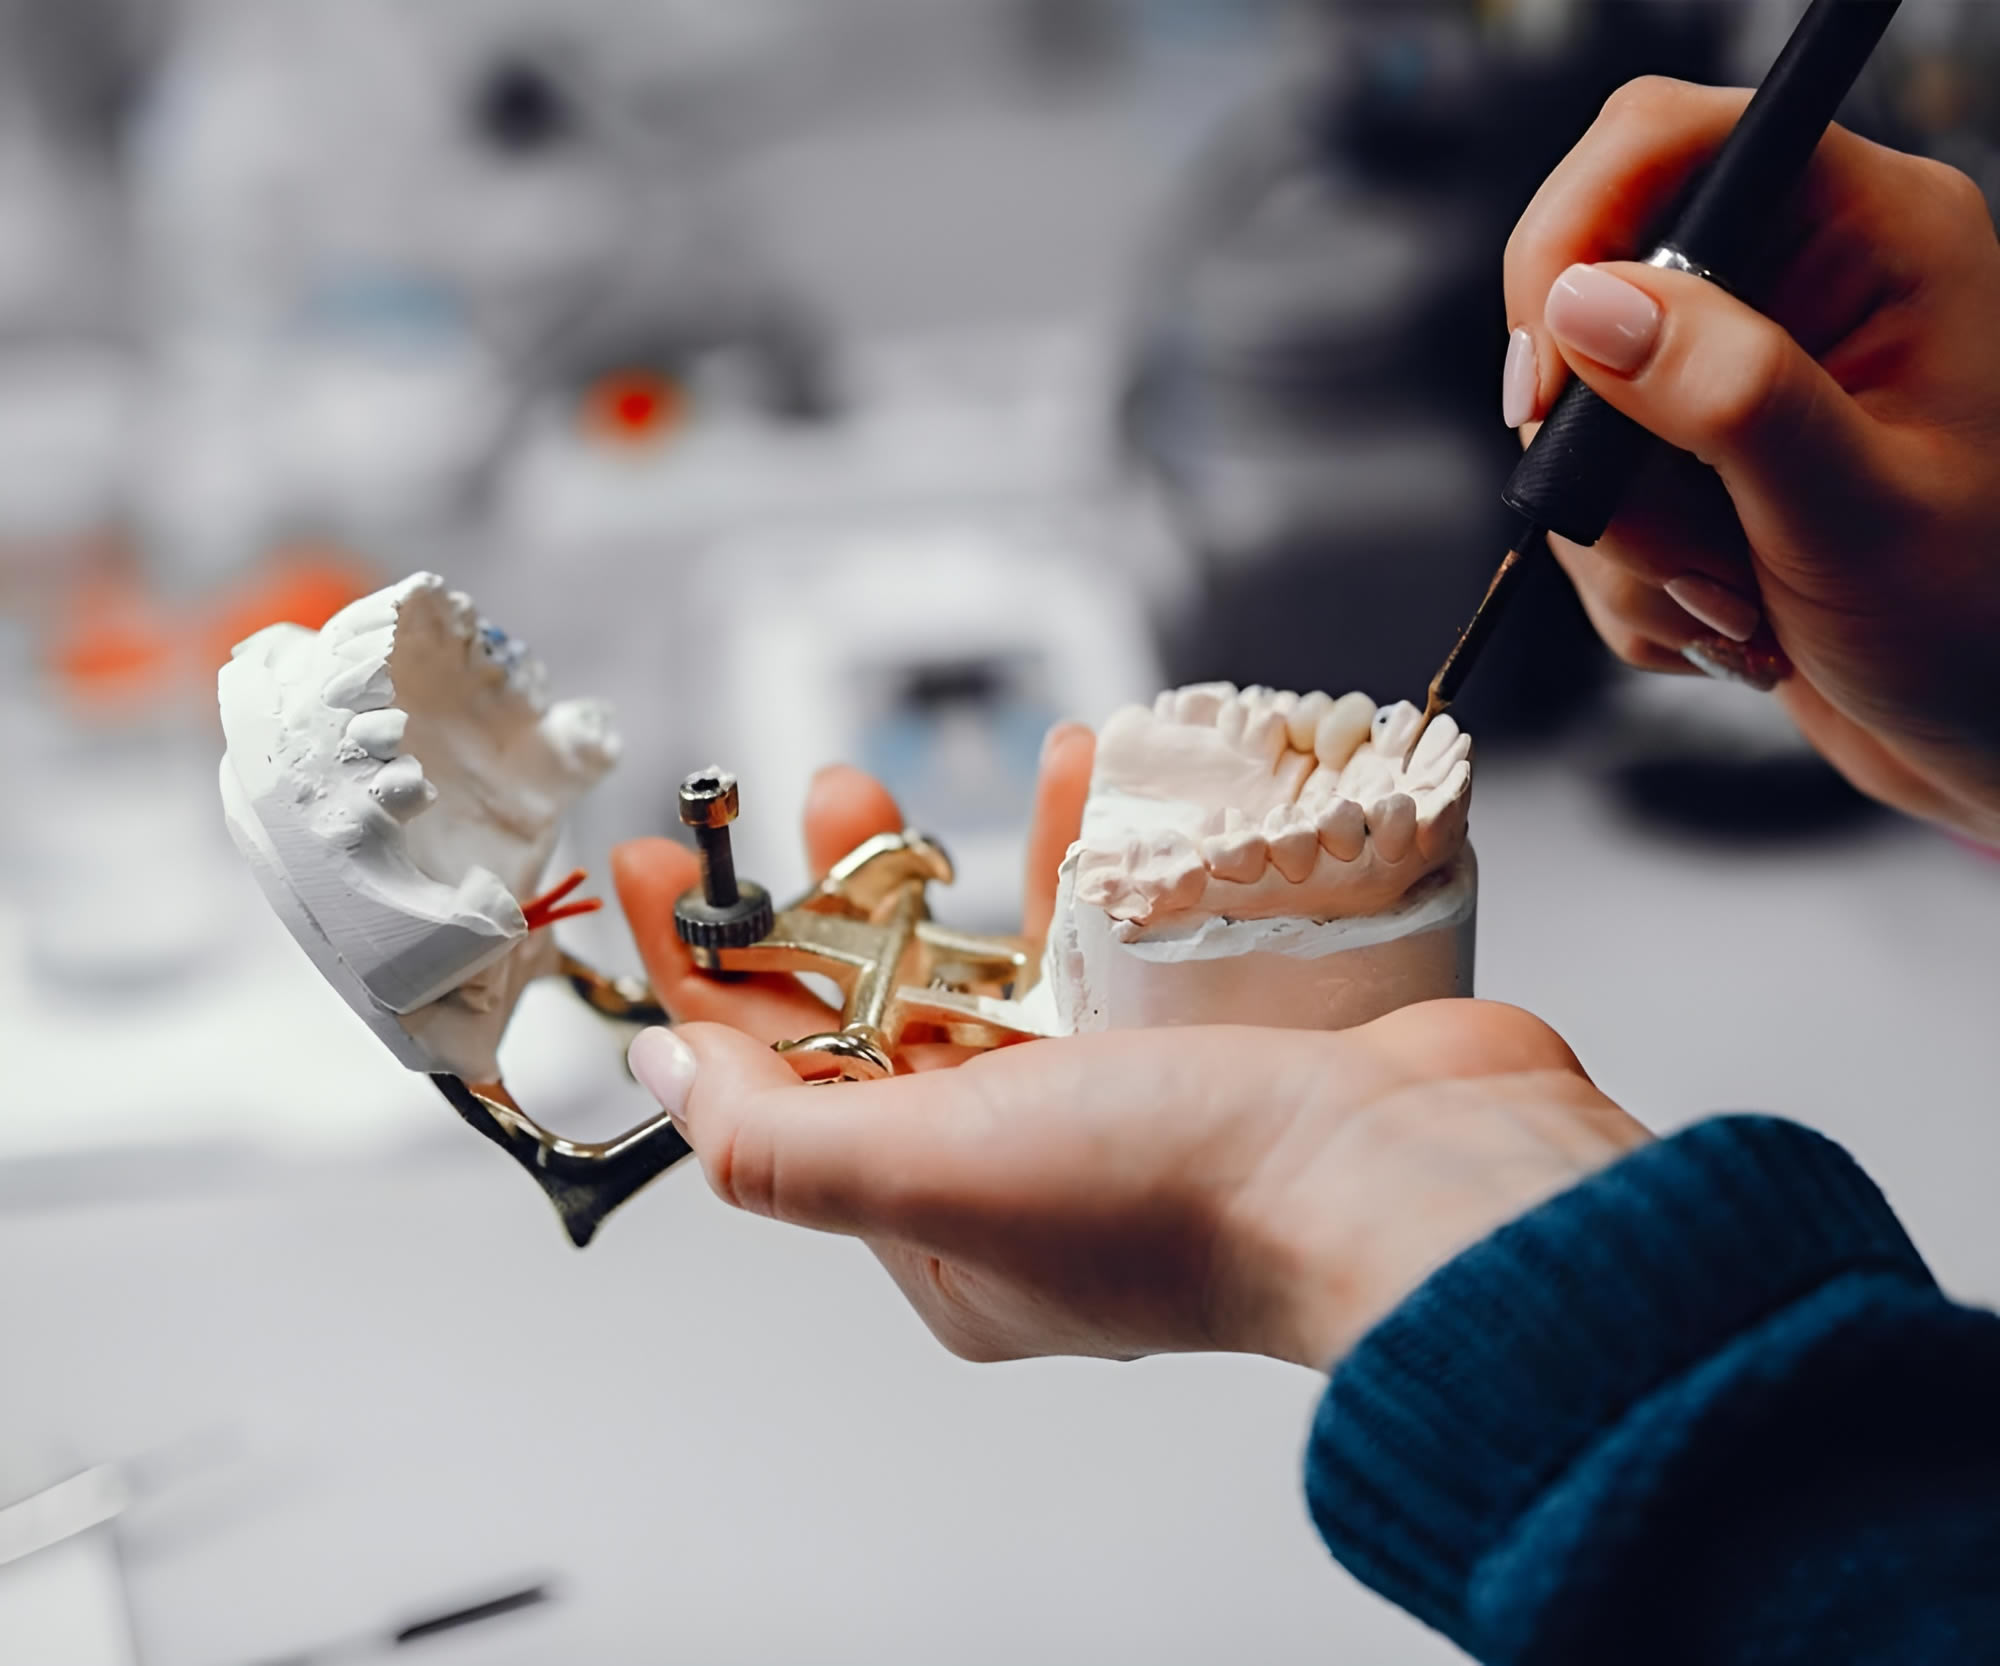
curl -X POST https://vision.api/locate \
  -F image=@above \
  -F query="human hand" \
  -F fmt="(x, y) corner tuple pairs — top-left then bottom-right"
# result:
(1503, 77), (2000, 842)
(613, 755), (1649, 1371)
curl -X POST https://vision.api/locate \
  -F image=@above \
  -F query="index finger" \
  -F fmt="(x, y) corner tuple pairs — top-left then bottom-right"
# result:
(802, 763), (905, 877)
(1504, 77), (1918, 413)
(612, 838), (838, 1039)
(1022, 723), (1095, 945)
(1506, 80), (1750, 333)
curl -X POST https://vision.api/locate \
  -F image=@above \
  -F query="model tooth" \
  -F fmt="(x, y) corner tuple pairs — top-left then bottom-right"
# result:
(345, 709), (408, 762)
(1273, 749), (1316, 801)
(1223, 807), (1249, 834)
(1296, 765), (1340, 818)
(370, 756), (437, 822)
(1338, 748), (1399, 807)
(545, 700), (620, 773)
(1078, 869), (1120, 909)
(1314, 693), (1375, 770)
(1315, 797), (1367, 862)
(1263, 806), (1321, 883)
(1409, 713), (1462, 774)
(1075, 848), (1128, 911)
(1216, 696), (1250, 748)
(1365, 793), (1417, 862)
(323, 657), (396, 714)
(1201, 828), (1268, 884)
(1157, 859), (1208, 914)
(1406, 729), (1474, 795)
(1130, 832), (1207, 914)
(1243, 703), (1289, 762)
(1200, 805), (1230, 839)
(1416, 761), (1473, 859)
(1174, 683), (1235, 725)
(319, 594), (399, 647)
(1153, 689), (1178, 721)
(1288, 690), (1334, 752)
(444, 591), (480, 641)
(1370, 700), (1424, 760)
(331, 626), (396, 667)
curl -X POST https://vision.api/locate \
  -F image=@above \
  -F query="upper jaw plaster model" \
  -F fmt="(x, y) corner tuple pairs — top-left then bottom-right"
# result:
(1037, 683), (1478, 1035)
(219, 573), (620, 1086)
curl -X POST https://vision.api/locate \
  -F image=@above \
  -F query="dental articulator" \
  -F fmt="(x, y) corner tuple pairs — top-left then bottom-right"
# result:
(219, 0), (1900, 1247)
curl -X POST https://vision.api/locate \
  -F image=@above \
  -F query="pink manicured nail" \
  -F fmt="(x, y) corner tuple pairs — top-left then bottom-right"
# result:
(1666, 574), (1761, 643)
(1545, 264), (1662, 373)
(629, 1028), (698, 1127)
(1501, 328), (1537, 428)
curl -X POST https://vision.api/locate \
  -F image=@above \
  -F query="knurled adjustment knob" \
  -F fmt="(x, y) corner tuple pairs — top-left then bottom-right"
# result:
(673, 768), (774, 956)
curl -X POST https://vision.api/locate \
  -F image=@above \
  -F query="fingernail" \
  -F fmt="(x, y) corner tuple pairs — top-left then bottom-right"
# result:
(1501, 327), (1538, 428)
(1041, 720), (1090, 764)
(1665, 574), (1761, 643)
(1683, 639), (1790, 692)
(1545, 264), (1662, 373)
(629, 1028), (697, 1127)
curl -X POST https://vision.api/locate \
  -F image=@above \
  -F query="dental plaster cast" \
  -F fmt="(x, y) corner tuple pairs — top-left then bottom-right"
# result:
(1035, 684), (1476, 1034)
(219, 574), (619, 1085)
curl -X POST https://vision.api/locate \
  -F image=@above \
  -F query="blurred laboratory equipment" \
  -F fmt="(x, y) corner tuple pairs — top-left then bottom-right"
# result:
(1124, 0), (1750, 745)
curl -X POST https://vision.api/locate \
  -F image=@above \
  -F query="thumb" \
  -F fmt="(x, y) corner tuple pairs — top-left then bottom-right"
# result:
(1539, 260), (1886, 561)
(629, 1021), (984, 1236)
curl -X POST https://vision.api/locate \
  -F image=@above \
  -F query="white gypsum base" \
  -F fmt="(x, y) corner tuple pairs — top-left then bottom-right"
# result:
(1032, 845), (1476, 1035)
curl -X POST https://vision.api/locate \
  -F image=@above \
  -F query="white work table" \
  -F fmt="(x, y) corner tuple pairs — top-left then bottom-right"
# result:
(3, 735), (1997, 1666)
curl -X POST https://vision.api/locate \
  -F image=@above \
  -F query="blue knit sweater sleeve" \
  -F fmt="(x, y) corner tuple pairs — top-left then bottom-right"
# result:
(1304, 1116), (2000, 1665)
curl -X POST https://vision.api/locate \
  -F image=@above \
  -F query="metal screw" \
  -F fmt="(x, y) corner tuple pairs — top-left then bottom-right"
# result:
(679, 769), (742, 909)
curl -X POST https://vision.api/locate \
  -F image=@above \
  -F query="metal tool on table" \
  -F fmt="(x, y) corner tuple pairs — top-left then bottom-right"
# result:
(441, 769), (1053, 1246)
(1406, 0), (1903, 763)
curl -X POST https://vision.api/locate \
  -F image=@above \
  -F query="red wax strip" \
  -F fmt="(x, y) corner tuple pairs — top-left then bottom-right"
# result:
(523, 870), (605, 933)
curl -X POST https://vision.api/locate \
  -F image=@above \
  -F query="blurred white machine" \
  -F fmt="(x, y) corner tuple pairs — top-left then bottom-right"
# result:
(696, 517), (1161, 926)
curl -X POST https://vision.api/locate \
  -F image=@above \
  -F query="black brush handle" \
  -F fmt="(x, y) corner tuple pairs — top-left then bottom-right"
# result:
(1504, 0), (1900, 546)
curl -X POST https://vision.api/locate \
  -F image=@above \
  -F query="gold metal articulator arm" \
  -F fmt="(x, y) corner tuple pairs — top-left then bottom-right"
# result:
(438, 767), (1058, 1248)
(672, 769), (1057, 1081)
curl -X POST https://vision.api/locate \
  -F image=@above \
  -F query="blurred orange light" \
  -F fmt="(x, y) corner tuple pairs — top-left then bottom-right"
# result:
(201, 546), (379, 676)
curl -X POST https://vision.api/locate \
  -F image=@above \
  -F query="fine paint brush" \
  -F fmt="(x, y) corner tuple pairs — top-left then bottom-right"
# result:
(1406, 0), (1903, 763)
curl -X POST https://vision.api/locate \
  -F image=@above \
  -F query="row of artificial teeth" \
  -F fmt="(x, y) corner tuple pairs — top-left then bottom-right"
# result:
(1079, 774), (1465, 917)
(1151, 681), (1455, 783)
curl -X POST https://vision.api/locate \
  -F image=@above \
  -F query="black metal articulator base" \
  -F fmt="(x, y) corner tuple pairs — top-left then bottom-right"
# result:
(433, 1074), (693, 1250)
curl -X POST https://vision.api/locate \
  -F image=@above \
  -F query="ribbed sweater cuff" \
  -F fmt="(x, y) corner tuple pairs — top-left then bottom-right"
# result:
(1304, 1115), (1933, 1641)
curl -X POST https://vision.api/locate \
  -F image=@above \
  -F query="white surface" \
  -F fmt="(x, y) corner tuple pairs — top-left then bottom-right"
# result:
(0, 857), (627, 1162)
(2, 754), (1999, 1664)
(0, 1531), (135, 1666)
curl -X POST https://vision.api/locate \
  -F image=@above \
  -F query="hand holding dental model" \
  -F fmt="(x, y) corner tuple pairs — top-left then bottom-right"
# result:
(221, 576), (1493, 1245)
(1504, 77), (2000, 843)
(615, 747), (1643, 1367)
(614, 73), (2000, 1372)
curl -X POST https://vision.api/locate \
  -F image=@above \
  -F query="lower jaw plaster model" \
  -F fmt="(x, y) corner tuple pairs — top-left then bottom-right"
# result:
(1033, 683), (1477, 1035)
(219, 573), (621, 1087)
